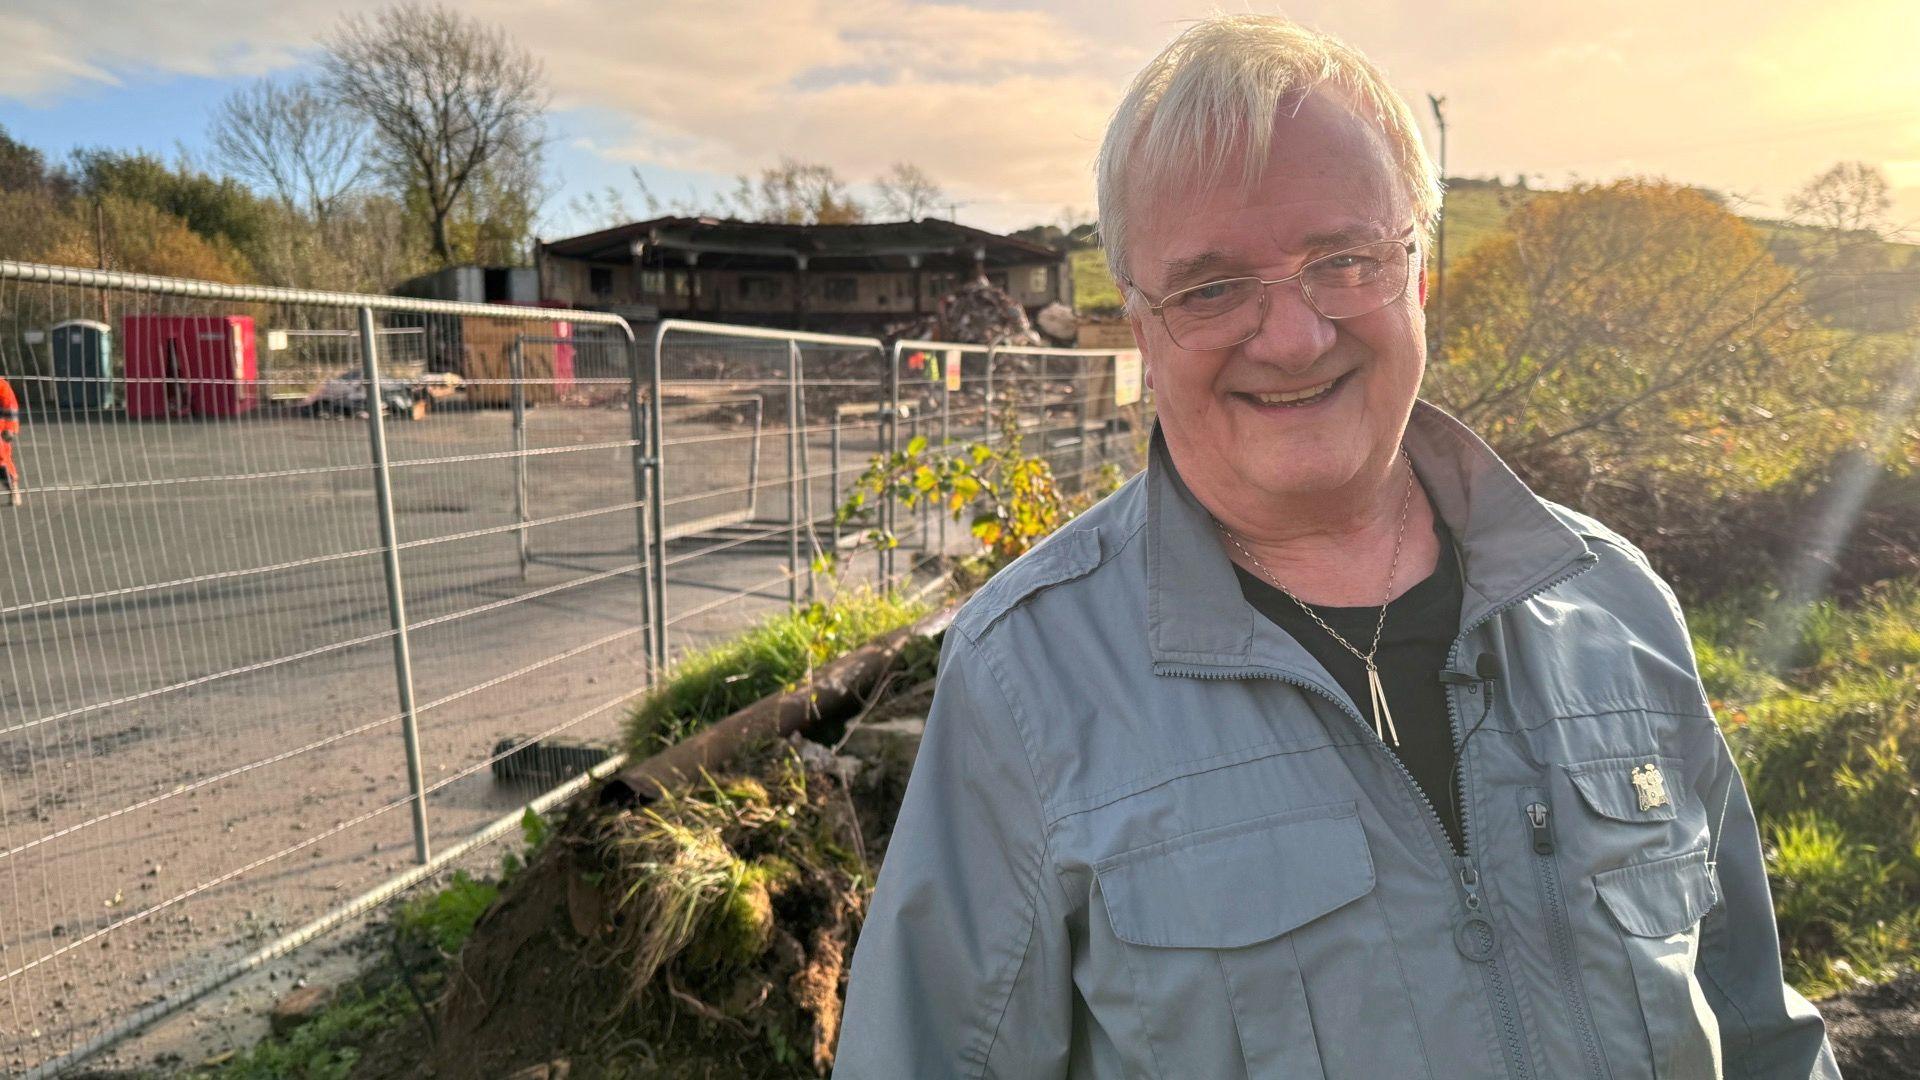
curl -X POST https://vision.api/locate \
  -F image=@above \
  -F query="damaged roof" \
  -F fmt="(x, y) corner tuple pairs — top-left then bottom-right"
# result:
(541, 216), (1063, 271)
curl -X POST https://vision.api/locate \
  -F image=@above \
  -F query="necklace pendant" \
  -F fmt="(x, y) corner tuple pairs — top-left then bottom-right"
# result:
(1366, 662), (1400, 747)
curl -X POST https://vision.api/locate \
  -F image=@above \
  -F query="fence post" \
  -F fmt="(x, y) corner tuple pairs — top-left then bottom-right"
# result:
(510, 335), (530, 579)
(358, 306), (431, 865)
(786, 339), (802, 607)
(830, 411), (842, 555)
(623, 332), (657, 681)
(939, 355), (952, 559)
(1078, 354), (1091, 492)
(796, 343), (816, 603)
(648, 326), (670, 674)
(985, 344), (999, 446)
(883, 344), (901, 585)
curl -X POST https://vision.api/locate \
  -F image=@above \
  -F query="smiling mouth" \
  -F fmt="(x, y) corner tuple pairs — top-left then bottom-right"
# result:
(1237, 371), (1351, 409)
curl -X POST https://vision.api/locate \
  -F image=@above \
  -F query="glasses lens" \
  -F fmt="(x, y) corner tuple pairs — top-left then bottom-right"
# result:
(1163, 277), (1265, 350)
(1301, 241), (1411, 319)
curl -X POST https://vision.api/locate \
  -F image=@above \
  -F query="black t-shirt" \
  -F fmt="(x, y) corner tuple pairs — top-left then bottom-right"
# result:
(1233, 509), (1468, 854)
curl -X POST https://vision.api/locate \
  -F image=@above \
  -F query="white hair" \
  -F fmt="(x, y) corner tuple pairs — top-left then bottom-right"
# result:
(1096, 15), (1442, 304)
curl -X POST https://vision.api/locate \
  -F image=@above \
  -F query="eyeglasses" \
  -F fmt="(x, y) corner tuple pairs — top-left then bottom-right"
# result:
(1126, 238), (1418, 352)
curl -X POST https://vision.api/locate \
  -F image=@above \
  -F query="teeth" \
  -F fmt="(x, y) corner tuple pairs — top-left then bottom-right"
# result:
(1255, 377), (1338, 404)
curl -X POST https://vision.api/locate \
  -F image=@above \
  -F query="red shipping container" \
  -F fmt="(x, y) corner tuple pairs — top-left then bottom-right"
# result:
(122, 315), (259, 418)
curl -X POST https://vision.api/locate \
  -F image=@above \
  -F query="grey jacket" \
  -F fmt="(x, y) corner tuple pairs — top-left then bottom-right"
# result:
(836, 400), (1839, 1080)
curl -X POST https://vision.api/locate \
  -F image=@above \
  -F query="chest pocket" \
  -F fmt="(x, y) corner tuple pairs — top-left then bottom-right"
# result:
(1092, 802), (1429, 1080)
(1557, 755), (1707, 873)
(1551, 754), (1721, 1080)
(1097, 803), (1374, 947)
(1595, 848), (1723, 1080)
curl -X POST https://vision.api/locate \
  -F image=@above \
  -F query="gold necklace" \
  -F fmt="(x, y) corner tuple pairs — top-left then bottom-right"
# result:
(1217, 448), (1417, 746)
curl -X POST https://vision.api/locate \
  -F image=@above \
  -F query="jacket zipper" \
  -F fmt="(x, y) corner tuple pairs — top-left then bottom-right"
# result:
(1523, 792), (1613, 1080)
(1164, 660), (1537, 1079)
(1437, 555), (1594, 1080)
(1165, 551), (1597, 1080)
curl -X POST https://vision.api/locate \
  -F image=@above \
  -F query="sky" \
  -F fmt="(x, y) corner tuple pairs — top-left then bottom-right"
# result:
(3, 0), (1917, 241)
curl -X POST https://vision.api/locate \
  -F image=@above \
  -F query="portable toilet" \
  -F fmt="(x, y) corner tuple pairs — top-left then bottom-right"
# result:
(122, 315), (259, 418)
(49, 319), (114, 411)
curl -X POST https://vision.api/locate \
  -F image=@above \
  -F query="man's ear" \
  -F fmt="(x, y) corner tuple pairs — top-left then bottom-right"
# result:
(1418, 266), (1428, 307)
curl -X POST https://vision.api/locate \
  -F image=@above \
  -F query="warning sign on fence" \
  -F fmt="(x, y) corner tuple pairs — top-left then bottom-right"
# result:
(945, 349), (963, 392)
(1114, 351), (1143, 407)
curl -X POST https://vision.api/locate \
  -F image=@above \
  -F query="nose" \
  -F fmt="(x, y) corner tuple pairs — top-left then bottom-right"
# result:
(1241, 278), (1337, 373)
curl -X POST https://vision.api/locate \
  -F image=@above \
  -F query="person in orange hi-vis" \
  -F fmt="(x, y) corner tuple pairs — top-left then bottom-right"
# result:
(0, 374), (22, 507)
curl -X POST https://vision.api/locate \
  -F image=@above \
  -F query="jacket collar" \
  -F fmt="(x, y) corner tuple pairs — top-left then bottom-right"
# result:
(1147, 398), (1597, 677)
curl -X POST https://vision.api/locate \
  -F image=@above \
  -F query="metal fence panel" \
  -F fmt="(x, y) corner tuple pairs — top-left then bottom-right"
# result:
(0, 263), (650, 1075)
(2, 262), (1150, 1074)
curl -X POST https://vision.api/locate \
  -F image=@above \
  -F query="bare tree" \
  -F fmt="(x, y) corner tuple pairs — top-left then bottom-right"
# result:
(210, 78), (368, 223)
(726, 158), (864, 224)
(321, 2), (549, 263)
(1788, 161), (1892, 238)
(875, 162), (943, 221)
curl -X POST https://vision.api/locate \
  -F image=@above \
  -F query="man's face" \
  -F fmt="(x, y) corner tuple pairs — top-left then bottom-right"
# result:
(1125, 90), (1425, 516)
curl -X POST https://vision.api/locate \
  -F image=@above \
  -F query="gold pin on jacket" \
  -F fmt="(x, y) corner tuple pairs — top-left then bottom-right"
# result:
(1631, 763), (1670, 812)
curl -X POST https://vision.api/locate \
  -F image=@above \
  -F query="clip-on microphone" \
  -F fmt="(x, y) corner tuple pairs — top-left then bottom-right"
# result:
(1438, 654), (1502, 850)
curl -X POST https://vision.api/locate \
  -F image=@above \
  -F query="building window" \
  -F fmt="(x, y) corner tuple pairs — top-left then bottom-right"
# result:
(822, 277), (857, 302)
(1027, 267), (1050, 293)
(738, 275), (781, 303)
(927, 273), (957, 296)
(589, 266), (614, 299)
(895, 276), (910, 298)
(639, 270), (666, 295)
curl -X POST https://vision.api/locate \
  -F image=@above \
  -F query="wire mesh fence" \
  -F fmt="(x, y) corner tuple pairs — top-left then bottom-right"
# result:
(882, 340), (1152, 578)
(0, 263), (649, 1075)
(651, 322), (903, 655)
(0, 263), (1148, 1075)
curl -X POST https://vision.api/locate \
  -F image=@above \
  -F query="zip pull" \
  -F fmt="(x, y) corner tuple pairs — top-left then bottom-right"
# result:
(1452, 857), (1497, 962)
(1525, 801), (1554, 855)
(1458, 861), (1484, 911)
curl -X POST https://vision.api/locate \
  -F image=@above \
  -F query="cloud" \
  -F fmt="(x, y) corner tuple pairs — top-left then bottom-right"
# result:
(6, 0), (1917, 233)
(489, 0), (1134, 218)
(0, 0), (345, 100)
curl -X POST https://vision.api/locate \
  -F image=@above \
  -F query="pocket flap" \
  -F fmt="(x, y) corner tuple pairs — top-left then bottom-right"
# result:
(1594, 847), (1717, 937)
(1094, 802), (1374, 949)
(1565, 756), (1682, 823)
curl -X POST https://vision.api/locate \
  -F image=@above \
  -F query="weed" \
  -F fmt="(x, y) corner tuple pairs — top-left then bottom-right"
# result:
(394, 870), (500, 956)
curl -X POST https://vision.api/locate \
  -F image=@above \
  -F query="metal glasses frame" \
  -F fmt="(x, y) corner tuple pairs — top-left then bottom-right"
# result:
(1124, 237), (1419, 350)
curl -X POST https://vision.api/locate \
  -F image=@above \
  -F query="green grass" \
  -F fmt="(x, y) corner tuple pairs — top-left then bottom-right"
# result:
(1071, 247), (1123, 313)
(624, 588), (931, 754)
(1692, 577), (1920, 996)
(197, 982), (413, 1080)
(1434, 181), (1531, 265)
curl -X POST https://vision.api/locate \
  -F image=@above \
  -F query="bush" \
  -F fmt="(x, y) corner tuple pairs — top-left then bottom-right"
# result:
(1697, 578), (1920, 994)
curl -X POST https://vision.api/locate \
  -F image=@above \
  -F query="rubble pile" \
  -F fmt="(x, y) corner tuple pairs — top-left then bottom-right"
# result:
(883, 275), (1042, 347)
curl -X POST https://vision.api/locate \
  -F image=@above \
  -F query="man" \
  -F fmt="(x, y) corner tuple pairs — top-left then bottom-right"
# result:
(836, 14), (1837, 1080)
(1, 372), (21, 506)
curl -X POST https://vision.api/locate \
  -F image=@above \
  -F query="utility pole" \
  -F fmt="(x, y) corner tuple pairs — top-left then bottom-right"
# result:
(1427, 93), (1448, 361)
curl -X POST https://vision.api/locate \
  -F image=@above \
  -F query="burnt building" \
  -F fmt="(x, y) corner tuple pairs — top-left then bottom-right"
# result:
(536, 217), (1072, 335)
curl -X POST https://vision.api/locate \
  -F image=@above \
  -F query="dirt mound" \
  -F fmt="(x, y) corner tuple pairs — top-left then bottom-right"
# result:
(1820, 971), (1920, 1079)
(352, 740), (873, 1079)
